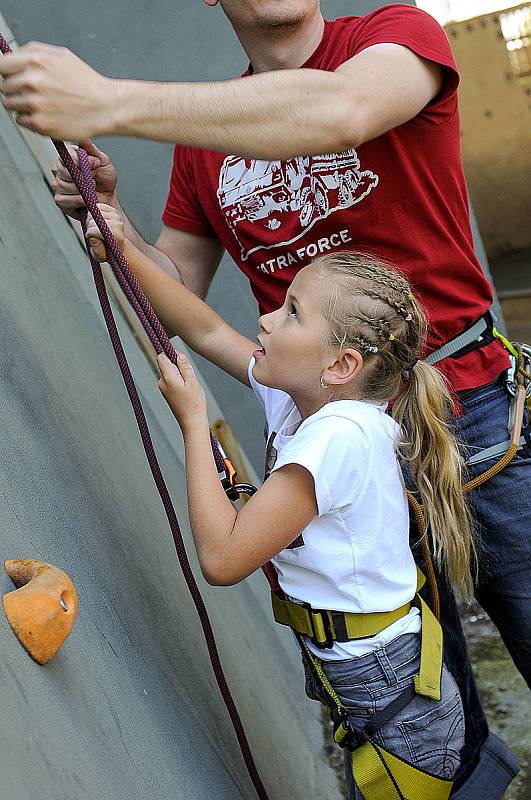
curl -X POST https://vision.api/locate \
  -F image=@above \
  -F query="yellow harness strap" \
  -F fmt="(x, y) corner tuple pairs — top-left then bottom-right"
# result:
(272, 566), (441, 699)
(351, 741), (453, 800)
(271, 565), (431, 652)
(271, 593), (412, 645)
(411, 592), (443, 700)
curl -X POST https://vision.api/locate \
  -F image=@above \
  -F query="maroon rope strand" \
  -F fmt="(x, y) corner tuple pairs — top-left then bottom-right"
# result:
(0, 33), (268, 800)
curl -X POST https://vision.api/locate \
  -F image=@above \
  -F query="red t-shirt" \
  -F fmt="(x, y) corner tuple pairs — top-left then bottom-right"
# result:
(163, 3), (508, 392)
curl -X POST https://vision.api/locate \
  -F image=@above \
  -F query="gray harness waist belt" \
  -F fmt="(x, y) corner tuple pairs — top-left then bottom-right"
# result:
(426, 313), (493, 366)
(426, 309), (528, 466)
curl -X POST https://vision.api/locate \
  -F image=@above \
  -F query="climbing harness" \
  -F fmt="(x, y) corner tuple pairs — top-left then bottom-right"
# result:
(272, 594), (413, 649)
(273, 566), (453, 800)
(425, 309), (497, 365)
(299, 627), (453, 800)
(466, 340), (531, 466)
(0, 33), (268, 800)
(437, 332), (530, 489)
(427, 309), (531, 468)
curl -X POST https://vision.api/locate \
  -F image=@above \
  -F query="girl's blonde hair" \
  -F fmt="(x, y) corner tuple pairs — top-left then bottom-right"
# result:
(314, 252), (475, 598)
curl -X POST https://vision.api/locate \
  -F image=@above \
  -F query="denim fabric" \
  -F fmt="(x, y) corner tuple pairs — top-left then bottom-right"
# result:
(453, 377), (531, 685)
(412, 376), (528, 795)
(303, 633), (464, 799)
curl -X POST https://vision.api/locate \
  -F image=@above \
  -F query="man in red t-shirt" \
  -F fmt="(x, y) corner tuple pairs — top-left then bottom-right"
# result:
(2, 2), (528, 796)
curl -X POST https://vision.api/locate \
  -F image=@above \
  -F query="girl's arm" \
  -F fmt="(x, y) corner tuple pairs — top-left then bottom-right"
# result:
(159, 354), (318, 585)
(86, 204), (255, 386)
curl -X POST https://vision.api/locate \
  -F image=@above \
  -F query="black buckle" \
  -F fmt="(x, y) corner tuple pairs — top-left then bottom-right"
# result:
(305, 603), (334, 649)
(331, 707), (366, 752)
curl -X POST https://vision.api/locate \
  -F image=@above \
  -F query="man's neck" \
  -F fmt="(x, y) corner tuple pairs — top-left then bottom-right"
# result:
(237, 10), (325, 73)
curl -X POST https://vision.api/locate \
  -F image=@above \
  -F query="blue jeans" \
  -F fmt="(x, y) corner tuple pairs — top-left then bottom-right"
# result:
(303, 633), (465, 799)
(454, 376), (531, 684)
(415, 376), (529, 796)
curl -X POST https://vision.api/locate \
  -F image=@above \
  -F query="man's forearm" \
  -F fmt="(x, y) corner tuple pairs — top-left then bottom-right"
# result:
(1, 41), (439, 154)
(104, 69), (356, 160)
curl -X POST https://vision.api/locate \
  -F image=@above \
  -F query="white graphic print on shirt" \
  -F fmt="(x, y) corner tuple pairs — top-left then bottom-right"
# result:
(217, 149), (379, 261)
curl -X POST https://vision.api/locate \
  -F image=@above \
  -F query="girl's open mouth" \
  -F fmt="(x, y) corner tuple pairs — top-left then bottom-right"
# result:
(253, 346), (266, 359)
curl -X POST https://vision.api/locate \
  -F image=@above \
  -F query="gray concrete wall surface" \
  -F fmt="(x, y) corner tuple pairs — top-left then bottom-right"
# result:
(2, 0), (496, 471)
(0, 103), (338, 799)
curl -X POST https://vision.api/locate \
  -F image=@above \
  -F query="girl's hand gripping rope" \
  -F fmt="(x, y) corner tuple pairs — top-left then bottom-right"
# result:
(157, 353), (208, 432)
(85, 203), (125, 262)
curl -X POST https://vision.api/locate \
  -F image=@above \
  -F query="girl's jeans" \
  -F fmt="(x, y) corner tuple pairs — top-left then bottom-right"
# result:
(303, 633), (465, 800)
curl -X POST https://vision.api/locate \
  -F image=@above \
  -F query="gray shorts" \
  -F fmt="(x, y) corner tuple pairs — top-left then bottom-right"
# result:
(303, 632), (465, 798)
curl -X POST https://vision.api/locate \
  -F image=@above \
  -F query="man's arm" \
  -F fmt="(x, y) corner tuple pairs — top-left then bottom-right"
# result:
(118, 208), (223, 296)
(153, 225), (223, 299)
(1, 42), (441, 157)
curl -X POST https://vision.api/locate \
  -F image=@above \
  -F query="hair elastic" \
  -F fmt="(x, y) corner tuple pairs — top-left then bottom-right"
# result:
(402, 359), (418, 381)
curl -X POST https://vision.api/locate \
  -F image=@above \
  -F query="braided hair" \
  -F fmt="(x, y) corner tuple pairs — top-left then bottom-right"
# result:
(313, 252), (475, 598)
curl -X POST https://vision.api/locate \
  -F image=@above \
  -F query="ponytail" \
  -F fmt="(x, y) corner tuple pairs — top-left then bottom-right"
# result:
(392, 361), (476, 599)
(314, 252), (476, 598)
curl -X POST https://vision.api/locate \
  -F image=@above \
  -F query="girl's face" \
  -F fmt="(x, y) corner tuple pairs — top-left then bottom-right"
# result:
(252, 266), (332, 407)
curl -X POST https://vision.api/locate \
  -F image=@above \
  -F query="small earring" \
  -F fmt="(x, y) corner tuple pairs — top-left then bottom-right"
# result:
(320, 375), (328, 390)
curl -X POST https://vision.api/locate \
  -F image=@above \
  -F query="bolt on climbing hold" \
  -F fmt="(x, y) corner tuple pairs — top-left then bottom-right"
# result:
(2, 560), (78, 665)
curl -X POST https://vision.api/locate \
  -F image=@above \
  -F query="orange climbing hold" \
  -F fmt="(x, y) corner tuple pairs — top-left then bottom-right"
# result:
(2, 559), (78, 665)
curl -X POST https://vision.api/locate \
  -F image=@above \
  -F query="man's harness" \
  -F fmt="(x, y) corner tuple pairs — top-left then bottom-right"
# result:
(427, 309), (531, 466)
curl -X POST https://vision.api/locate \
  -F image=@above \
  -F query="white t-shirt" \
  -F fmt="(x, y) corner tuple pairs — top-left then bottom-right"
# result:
(249, 358), (421, 660)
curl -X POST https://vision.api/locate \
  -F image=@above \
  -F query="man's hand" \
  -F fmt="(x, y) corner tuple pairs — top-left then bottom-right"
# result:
(85, 203), (124, 262)
(0, 42), (112, 139)
(157, 353), (208, 432)
(52, 140), (117, 220)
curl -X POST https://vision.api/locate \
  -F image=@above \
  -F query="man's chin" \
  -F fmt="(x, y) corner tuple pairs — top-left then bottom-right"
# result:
(250, 1), (312, 30)
(260, 13), (306, 29)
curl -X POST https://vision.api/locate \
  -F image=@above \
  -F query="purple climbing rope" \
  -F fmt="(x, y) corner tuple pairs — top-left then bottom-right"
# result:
(0, 33), (268, 800)
(56, 139), (226, 474)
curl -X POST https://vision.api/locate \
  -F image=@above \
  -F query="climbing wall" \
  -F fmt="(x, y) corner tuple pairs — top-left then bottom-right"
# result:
(0, 97), (337, 799)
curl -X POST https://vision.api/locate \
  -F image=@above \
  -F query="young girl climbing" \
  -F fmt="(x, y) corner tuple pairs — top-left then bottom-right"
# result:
(86, 205), (474, 800)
